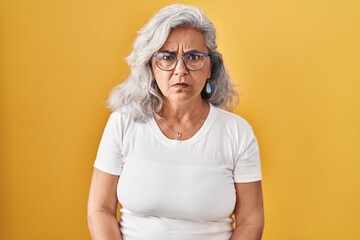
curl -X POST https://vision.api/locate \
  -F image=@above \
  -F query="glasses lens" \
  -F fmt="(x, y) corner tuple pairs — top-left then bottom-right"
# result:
(184, 52), (207, 70)
(155, 53), (176, 70)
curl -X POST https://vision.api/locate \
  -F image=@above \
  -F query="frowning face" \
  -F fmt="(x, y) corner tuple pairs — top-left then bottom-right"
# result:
(151, 28), (211, 105)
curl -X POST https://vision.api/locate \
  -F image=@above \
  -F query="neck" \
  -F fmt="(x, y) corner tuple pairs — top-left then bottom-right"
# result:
(161, 98), (207, 122)
(156, 98), (210, 140)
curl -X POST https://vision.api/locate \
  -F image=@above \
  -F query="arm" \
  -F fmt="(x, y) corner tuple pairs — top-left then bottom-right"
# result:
(87, 168), (122, 240)
(230, 181), (264, 240)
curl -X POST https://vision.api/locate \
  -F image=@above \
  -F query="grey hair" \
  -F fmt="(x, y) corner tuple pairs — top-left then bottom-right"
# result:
(108, 4), (238, 121)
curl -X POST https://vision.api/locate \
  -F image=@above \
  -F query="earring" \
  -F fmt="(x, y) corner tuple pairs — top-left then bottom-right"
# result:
(205, 79), (212, 94)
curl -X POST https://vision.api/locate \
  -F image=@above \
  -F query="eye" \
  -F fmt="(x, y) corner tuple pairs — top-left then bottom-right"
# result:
(159, 53), (176, 61)
(186, 53), (204, 61)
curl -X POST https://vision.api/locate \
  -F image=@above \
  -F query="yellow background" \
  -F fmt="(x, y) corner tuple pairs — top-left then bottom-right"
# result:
(1, 0), (359, 239)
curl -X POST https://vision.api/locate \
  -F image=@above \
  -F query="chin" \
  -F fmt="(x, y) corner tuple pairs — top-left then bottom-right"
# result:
(169, 94), (201, 103)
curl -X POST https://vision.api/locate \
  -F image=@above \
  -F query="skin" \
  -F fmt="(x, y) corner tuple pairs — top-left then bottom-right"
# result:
(87, 169), (122, 240)
(231, 181), (264, 240)
(152, 28), (211, 106)
(87, 27), (264, 240)
(151, 27), (212, 137)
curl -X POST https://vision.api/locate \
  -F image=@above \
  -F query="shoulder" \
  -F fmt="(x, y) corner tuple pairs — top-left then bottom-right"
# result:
(109, 106), (134, 121)
(108, 106), (151, 134)
(105, 106), (135, 131)
(212, 105), (254, 132)
(110, 105), (151, 124)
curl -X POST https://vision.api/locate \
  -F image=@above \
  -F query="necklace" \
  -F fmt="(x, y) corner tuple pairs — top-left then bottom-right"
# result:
(161, 104), (207, 140)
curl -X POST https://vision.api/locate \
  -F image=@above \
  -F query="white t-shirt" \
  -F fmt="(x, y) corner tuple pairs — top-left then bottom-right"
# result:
(94, 104), (262, 240)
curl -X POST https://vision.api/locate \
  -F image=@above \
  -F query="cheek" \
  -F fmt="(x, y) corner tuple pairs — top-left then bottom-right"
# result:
(152, 61), (165, 79)
(152, 65), (162, 83)
(154, 70), (169, 82)
(152, 67), (172, 91)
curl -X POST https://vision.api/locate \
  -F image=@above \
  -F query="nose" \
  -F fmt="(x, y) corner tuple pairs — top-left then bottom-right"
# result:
(174, 57), (189, 76)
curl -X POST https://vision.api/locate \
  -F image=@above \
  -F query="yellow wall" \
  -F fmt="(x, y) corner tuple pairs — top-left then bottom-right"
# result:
(1, 0), (359, 239)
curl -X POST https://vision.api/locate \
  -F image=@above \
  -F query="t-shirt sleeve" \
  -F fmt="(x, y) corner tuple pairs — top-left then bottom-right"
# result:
(233, 126), (262, 183)
(93, 111), (123, 175)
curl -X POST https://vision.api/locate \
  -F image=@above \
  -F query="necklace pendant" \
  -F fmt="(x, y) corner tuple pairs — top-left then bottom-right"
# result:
(175, 133), (182, 140)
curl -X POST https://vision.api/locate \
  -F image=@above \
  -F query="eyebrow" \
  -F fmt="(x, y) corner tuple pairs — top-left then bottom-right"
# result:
(157, 50), (205, 54)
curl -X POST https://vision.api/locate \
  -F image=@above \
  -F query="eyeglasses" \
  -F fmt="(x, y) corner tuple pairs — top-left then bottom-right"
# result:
(152, 51), (210, 71)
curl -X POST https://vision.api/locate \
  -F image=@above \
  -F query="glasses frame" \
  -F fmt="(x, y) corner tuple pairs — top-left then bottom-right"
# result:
(152, 51), (210, 71)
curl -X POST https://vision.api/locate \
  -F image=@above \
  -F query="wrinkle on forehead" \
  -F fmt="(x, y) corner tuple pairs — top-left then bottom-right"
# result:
(159, 28), (208, 53)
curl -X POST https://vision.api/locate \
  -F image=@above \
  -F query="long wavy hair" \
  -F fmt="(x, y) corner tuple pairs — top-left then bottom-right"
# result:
(108, 4), (238, 122)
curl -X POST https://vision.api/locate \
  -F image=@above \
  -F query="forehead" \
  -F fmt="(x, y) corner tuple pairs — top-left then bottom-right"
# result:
(159, 28), (207, 51)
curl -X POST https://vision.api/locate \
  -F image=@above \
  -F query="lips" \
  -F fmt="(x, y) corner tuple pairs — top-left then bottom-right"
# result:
(173, 82), (189, 88)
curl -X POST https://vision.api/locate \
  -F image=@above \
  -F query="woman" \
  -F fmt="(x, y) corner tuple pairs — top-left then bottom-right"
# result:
(88, 4), (264, 240)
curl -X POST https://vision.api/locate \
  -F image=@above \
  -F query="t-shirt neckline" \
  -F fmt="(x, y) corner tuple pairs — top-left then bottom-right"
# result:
(148, 103), (218, 147)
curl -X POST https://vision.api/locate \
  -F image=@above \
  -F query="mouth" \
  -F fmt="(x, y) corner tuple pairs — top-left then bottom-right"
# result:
(173, 82), (190, 88)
